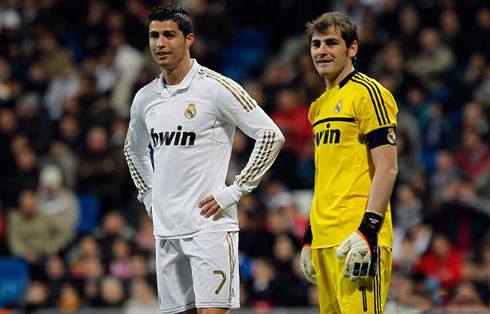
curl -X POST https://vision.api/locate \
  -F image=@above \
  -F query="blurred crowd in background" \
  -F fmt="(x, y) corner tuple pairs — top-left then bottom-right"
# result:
(0, 0), (489, 312)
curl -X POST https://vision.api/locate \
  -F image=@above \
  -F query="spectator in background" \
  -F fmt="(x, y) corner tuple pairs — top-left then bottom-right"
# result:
(431, 150), (461, 202)
(40, 139), (79, 190)
(96, 276), (126, 308)
(124, 277), (159, 314)
(454, 129), (490, 182)
(24, 280), (50, 310)
(67, 234), (102, 279)
(109, 237), (133, 280)
(78, 126), (123, 210)
(93, 210), (136, 261)
(413, 233), (463, 291)
(16, 93), (52, 155)
(57, 282), (81, 312)
(272, 88), (312, 161)
(445, 281), (488, 312)
(44, 254), (69, 306)
(407, 28), (455, 91)
(37, 164), (79, 250)
(7, 190), (67, 268)
(36, 32), (72, 80)
(43, 61), (80, 121)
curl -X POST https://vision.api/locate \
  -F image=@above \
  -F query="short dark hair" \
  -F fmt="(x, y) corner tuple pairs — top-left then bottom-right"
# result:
(148, 6), (193, 37)
(306, 12), (358, 46)
(306, 12), (359, 64)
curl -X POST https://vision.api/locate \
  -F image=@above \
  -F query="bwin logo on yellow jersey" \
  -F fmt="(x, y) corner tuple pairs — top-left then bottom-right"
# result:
(314, 123), (341, 146)
(185, 103), (197, 119)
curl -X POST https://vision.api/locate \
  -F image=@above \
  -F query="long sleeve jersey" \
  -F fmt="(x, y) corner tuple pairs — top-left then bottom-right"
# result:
(124, 60), (284, 239)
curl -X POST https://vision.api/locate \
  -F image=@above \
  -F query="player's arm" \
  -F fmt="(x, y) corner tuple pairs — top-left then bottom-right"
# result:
(336, 142), (397, 281)
(366, 145), (398, 217)
(337, 82), (398, 281)
(200, 79), (284, 219)
(124, 94), (153, 217)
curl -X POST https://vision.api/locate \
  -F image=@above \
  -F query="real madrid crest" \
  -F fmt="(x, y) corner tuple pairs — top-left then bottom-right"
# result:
(334, 99), (343, 114)
(184, 103), (197, 119)
(387, 127), (396, 144)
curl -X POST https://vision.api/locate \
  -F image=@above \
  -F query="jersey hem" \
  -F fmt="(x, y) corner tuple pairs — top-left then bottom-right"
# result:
(159, 302), (195, 313)
(196, 302), (240, 309)
(154, 224), (239, 240)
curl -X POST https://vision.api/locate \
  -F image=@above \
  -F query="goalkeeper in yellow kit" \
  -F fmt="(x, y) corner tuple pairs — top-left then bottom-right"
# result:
(300, 12), (398, 313)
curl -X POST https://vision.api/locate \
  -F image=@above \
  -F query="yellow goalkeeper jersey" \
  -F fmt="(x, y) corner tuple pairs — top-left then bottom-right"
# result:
(309, 70), (398, 249)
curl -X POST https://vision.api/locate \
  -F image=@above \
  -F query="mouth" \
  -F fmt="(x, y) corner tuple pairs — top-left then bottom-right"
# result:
(316, 59), (333, 65)
(156, 51), (171, 58)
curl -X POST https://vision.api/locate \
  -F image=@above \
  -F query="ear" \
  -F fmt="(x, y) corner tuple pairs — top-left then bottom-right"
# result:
(186, 33), (195, 48)
(348, 40), (358, 59)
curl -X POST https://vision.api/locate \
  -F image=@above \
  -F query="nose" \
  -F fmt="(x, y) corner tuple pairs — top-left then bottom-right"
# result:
(156, 35), (166, 48)
(317, 42), (329, 55)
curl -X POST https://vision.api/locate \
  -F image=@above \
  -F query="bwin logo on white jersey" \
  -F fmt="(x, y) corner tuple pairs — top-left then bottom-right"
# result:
(151, 126), (196, 147)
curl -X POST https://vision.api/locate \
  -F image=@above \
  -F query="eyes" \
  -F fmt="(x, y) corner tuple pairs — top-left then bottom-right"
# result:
(311, 39), (339, 48)
(149, 31), (177, 40)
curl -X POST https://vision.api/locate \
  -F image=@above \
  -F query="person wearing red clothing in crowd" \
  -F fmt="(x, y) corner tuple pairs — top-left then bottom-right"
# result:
(271, 88), (312, 160)
(413, 233), (463, 291)
(454, 129), (490, 181)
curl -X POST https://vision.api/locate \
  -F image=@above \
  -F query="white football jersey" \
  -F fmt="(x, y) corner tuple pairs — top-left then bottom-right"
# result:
(124, 60), (284, 239)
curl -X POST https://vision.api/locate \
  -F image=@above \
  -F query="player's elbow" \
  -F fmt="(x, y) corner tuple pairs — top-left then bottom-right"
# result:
(388, 164), (398, 180)
(275, 129), (285, 147)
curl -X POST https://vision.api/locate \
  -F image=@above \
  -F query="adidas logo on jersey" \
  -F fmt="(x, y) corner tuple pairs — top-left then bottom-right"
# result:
(151, 126), (196, 147)
(314, 123), (341, 146)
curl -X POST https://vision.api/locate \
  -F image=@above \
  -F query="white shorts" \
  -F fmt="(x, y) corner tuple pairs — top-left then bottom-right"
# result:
(155, 231), (240, 313)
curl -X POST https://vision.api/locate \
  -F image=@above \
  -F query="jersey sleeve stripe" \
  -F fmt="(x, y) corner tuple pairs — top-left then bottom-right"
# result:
(206, 68), (257, 111)
(354, 74), (387, 125)
(357, 73), (391, 124)
(206, 67), (257, 111)
(351, 77), (383, 126)
(124, 146), (150, 194)
(244, 131), (275, 183)
(237, 131), (273, 185)
(199, 68), (256, 111)
(236, 132), (268, 185)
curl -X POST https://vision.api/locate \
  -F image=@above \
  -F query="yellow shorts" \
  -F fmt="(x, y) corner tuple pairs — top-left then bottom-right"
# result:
(312, 246), (392, 314)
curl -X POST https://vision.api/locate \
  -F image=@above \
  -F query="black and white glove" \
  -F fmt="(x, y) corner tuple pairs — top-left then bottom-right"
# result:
(336, 212), (383, 281)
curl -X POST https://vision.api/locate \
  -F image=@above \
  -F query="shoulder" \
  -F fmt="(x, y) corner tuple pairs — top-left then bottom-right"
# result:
(197, 66), (257, 111)
(349, 72), (393, 99)
(196, 66), (241, 92)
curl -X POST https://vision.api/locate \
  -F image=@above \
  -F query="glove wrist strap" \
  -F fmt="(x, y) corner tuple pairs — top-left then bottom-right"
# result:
(303, 225), (313, 245)
(358, 212), (383, 237)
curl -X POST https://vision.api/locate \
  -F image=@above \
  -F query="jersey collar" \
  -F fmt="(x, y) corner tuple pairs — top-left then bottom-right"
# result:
(156, 59), (200, 95)
(338, 69), (357, 89)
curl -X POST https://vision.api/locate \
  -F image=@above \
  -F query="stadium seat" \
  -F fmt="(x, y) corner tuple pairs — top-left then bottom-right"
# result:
(77, 194), (101, 233)
(0, 258), (29, 307)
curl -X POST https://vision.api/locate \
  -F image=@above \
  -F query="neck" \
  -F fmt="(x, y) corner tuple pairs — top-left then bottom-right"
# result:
(162, 57), (193, 85)
(325, 64), (354, 89)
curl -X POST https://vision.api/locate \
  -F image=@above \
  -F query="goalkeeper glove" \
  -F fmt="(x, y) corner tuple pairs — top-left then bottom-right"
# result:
(300, 225), (317, 284)
(336, 212), (383, 281)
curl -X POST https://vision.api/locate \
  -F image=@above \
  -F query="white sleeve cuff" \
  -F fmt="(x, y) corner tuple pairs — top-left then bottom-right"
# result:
(213, 183), (244, 209)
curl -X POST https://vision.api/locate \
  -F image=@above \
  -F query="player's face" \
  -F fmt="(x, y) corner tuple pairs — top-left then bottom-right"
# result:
(310, 27), (357, 81)
(149, 20), (194, 71)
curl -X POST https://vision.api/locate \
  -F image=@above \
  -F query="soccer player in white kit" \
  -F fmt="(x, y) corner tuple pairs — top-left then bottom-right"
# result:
(124, 5), (284, 314)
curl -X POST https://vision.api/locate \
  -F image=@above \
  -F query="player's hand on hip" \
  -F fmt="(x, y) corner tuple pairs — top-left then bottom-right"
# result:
(336, 212), (383, 281)
(199, 195), (223, 220)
